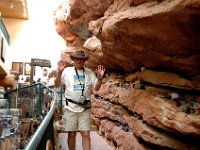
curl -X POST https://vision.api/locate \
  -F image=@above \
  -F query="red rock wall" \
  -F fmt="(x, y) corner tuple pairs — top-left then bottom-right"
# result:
(54, 0), (200, 149)
(91, 72), (200, 149)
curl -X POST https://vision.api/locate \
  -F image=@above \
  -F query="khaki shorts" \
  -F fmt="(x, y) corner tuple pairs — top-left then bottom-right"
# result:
(62, 108), (91, 131)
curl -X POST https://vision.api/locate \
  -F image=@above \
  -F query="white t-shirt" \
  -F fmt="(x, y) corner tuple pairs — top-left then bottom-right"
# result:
(61, 66), (97, 112)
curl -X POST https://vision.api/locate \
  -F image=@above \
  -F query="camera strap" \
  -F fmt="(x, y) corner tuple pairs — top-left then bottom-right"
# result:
(74, 67), (85, 96)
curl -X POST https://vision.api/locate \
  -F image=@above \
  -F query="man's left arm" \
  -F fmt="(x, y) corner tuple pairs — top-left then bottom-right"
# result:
(94, 65), (105, 91)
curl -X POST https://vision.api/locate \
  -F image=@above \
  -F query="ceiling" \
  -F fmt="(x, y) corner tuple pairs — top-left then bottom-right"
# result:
(0, 0), (29, 19)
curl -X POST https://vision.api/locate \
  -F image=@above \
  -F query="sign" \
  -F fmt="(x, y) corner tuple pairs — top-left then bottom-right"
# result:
(31, 58), (51, 67)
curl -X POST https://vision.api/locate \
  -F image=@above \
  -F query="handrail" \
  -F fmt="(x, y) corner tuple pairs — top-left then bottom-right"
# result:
(5, 82), (43, 94)
(21, 83), (56, 150)
(25, 94), (56, 150)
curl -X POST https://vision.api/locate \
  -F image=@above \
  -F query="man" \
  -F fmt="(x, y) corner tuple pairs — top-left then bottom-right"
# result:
(54, 50), (105, 150)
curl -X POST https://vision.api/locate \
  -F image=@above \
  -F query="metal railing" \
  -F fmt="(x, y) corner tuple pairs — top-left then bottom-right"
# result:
(3, 82), (61, 149)
(25, 95), (56, 150)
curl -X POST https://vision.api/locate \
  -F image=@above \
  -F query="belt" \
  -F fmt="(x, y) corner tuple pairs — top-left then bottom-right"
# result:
(66, 98), (90, 105)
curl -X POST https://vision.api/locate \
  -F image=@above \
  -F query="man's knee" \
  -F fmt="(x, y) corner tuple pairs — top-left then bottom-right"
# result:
(80, 131), (90, 137)
(68, 131), (77, 138)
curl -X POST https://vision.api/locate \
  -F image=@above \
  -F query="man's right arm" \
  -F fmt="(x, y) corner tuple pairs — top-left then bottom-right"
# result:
(54, 61), (65, 88)
(54, 70), (63, 88)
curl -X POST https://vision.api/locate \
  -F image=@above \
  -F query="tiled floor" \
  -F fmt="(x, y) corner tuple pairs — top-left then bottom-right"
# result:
(58, 131), (114, 150)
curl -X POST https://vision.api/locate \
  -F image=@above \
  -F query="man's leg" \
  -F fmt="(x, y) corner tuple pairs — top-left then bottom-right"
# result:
(80, 131), (91, 150)
(62, 109), (78, 150)
(78, 109), (91, 150)
(68, 131), (76, 150)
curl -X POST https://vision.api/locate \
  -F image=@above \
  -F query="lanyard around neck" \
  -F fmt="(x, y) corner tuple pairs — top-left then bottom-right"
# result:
(75, 67), (85, 96)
